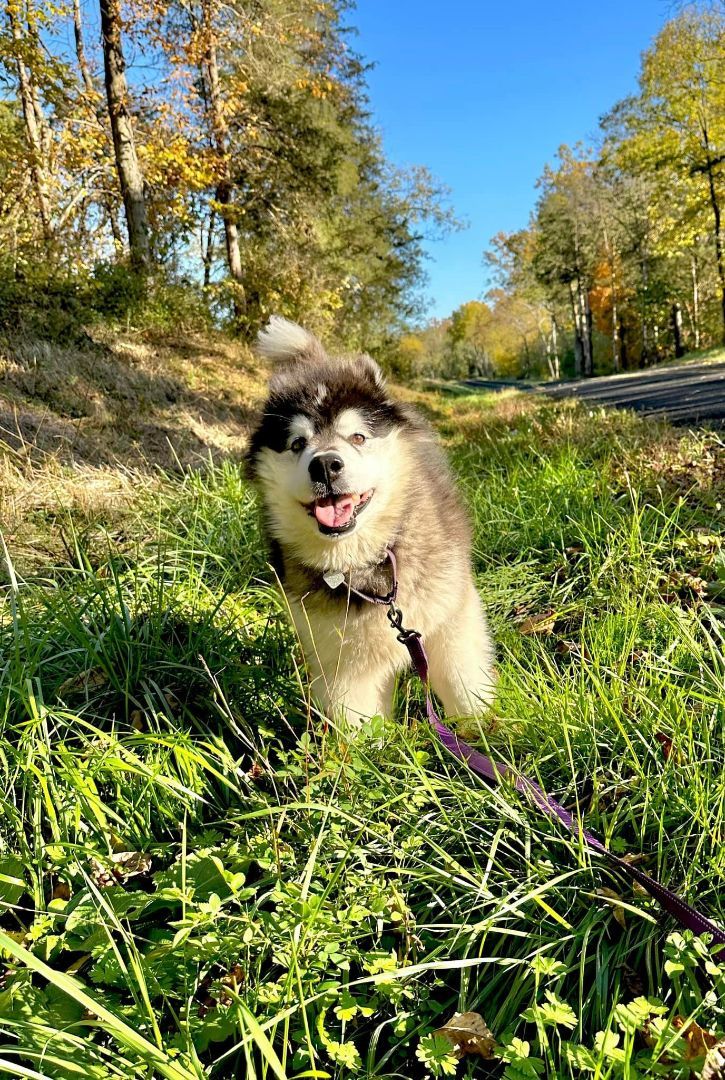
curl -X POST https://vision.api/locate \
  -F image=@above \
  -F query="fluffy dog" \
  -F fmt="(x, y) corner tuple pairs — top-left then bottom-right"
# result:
(248, 317), (495, 729)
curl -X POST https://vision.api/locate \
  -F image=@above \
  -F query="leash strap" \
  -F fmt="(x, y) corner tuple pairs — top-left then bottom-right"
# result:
(342, 550), (725, 954)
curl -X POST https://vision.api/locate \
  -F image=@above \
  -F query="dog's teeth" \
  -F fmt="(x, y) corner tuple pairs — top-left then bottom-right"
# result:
(323, 571), (345, 589)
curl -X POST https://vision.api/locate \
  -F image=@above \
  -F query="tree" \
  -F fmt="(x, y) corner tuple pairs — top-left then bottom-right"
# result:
(637, 9), (725, 342)
(4, 0), (52, 240)
(99, 0), (151, 269)
(532, 148), (600, 377)
(486, 229), (562, 379)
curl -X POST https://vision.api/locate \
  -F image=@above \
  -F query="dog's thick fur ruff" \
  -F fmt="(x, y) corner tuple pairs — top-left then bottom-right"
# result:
(249, 318), (495, 728)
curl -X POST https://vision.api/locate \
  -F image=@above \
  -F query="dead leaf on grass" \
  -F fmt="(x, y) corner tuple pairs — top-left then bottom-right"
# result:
(434, 1011), (497, 1059)
(111, 851), (152, 877)
(518, 611), (557, 636)
(596, 887), (627, 929)
(89, 858), (115, 889)
(619, 853), (648, 866)
(659, 570), (708, 607)
(654, 731), (684, 765)
(702, 1039), (725, 1079)
(219, 964), (246, 1003)
(89, 851), (152, 887)
(672, 1015), (719, 1062)
(58, 668), (108, 697)
(555, 639), (591, 661)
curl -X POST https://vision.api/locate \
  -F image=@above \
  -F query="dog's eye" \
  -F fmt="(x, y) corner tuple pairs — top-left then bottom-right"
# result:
(350, 433), (366, 447)
(290, 436), (307, 453)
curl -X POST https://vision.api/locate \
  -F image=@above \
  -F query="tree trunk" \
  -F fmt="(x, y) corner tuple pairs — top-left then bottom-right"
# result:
(200, 0), (245, 317)
(520, 335), (531, 377)
(73, 0), (94, 96)
(550, 314), (560, 379)
(671, 303), (684, 358)
(6, 0), (52, 240)
(640, 253), (650, 367)
(568, 281), (583, 377)
(579, 279), (593, 376)
(601, 220), (619, 372)
(610, 303), (619, 373)
(106, 197), (123, 247)
(619, 319), (628, 371)
(99, 0), (151, 270)
(202, 207), (216, 286)
(691, 252), (701, 350)
(703, 148), (725, 345)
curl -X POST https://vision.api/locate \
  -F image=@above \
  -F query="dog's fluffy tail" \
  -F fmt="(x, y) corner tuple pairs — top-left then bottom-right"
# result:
(256, 316), (322, 363)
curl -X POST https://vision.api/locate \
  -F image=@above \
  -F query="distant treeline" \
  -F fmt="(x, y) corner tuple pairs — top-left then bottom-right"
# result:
(0, 0), (454, 350)
(399, 5), (725, 382)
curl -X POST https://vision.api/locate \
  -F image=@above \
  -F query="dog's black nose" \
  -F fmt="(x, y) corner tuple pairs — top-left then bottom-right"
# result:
(309, 452), (344, 486)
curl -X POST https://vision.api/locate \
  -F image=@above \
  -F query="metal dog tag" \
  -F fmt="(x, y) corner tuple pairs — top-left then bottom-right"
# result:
(323, 570), (345, 590)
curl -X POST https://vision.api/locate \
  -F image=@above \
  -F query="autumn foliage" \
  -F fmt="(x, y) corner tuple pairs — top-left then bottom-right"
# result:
(0, 0), (454, 350)
(404, 7), (725, 381)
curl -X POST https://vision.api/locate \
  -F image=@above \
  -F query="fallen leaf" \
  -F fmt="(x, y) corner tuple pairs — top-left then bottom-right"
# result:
(659, 571), (708, 607)
(434, 1011), (496, 1059)
(220, 964), (245, 988)
(219, 964), (245, 1003)
(88, 858), (116, 889)
(672, 1016), (719, 1062)
(518, 611), (557, 636)
(654, 731), (673, 759)
(596, 887), (626, 929)
(89, 851), (151, 887)
(58, 668), (108, 697)
(110, 851), (152, 877)
(654, 731), (683, 765)
(702, 1039), (725, 1079)
(555, 639), (591, 661)
(164, 691), (181, 714)
(52, 881), (71, 901)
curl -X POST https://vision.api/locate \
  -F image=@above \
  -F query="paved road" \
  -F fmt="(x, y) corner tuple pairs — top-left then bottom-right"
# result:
(462, 358), (725, 425)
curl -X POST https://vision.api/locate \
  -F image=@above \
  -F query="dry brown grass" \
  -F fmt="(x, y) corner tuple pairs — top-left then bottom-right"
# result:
(0, 326), (269, 574)
(0, 327), (267, 471)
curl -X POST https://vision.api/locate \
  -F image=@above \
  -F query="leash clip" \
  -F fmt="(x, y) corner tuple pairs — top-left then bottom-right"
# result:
(386, 601), (422, 645)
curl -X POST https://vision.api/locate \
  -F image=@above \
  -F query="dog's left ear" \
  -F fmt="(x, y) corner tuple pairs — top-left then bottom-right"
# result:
(358, 353), (386, 390)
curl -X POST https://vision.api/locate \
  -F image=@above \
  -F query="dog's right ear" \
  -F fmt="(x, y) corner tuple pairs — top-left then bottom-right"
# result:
(256, 316), (325, 366)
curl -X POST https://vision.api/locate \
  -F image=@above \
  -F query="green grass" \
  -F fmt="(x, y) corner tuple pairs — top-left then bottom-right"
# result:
(1, 390), (725, 1078)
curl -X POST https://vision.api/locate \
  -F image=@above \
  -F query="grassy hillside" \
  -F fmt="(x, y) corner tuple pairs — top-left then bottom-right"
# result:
(1, 334), (725, 1078)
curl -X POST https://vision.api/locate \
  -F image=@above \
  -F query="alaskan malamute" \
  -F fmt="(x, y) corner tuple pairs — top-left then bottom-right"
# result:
(249, 317), (495, 730)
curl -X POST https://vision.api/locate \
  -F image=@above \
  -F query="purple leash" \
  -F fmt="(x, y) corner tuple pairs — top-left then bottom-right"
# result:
(342, 549), (725, 955)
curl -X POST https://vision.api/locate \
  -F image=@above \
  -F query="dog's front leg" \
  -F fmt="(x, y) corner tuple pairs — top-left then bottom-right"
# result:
(317, 666), (396, 730)
(426, 586), (496, 718)
(290, 598), (398, 731)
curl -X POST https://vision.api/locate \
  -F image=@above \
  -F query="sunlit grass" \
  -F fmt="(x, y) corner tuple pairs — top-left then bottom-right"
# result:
(1, 394), (724, 1077)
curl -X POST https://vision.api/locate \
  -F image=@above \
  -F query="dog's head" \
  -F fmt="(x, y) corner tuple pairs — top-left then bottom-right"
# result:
(249, 317), (424, 567)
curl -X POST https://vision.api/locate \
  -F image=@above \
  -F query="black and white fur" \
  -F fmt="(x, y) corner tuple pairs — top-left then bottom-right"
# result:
(249, 317), (495, 729)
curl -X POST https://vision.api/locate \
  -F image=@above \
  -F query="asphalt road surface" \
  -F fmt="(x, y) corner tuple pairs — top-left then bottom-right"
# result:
(462, 358), (725, 426)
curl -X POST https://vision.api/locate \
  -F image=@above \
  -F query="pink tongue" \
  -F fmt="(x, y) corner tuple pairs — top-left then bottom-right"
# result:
(314, 496), (357, 528)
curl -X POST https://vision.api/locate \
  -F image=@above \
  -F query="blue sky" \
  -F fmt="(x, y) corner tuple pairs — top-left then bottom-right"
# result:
(352, 0), (668, 321)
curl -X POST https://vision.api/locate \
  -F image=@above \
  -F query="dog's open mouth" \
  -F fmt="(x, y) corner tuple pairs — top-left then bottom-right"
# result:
(307, 489), (374, 535)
